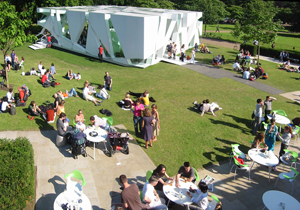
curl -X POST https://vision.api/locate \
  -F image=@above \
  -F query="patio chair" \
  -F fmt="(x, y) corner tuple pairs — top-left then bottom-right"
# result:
(280, 149), (298, 170)
(262, 122), (268, 130)
(292, 125), (299, 145)
(192, 167), (200, 182)
(102, 117), (113, 132)
(206, 195), (220, 210)
(65, 170), (86, 196)
(230, 156), (249, 180)
(229, 144), (245, 164)
(273, 109), (287, 117)
(146, 170), (153, 182)
(274, 167), (299, 195)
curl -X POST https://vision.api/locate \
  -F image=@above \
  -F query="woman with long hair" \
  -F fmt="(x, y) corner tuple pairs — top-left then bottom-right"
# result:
(152, 164), (174, 192)
(151, 104), (160, 141)
(277, 126), (293, 157)
(141, 108), (155, 149)
(251, 133), (267, 149)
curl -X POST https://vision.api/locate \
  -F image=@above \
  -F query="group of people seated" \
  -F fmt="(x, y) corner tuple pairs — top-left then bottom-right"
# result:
(118, 162), (222, 210)
(238, 49), (251, 60)
(1, 84), (31, 113)
(212, 54), (226, 65)
(66, 69), (81, 80)
(194, 43), (210, 54)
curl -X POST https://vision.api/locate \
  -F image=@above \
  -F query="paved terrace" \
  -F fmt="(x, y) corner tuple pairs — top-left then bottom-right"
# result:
(1, 125), (300, 209)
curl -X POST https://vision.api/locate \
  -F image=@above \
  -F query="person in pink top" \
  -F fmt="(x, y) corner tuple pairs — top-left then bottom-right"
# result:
(131, 99), (145, 136)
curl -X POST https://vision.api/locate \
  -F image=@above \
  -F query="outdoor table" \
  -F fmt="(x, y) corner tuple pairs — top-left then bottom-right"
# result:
(248, 148), (279, 182)
(84, 126), (108, 160)
(163, 178), (197, 210)
(262, 190), (300, 210)
(267, 114), (291, 132)
(53, 190), (91, 210)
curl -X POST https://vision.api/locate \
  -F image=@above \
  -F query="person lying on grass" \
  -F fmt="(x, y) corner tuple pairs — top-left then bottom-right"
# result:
(83, 83), (102, 106)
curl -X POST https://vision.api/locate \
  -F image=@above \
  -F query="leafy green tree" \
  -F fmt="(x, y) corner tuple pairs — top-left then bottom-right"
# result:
(241, 0), (281, 66)
(227, 5), (244, 21)
(0, 2), (35, 87)
(185, 0), (229, 34)
(231, 20), (242, 49)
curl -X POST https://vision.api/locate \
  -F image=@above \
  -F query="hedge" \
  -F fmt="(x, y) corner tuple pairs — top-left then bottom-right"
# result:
(0, 137), (35, 210)
(240, 43), (300, 61)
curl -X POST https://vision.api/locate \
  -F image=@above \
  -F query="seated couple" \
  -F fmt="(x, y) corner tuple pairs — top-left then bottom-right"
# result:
(83, 83), (102, 106)
(66, 69), (81, 80)
(128, 90), (155, 107)
(193, 99), (222, 117)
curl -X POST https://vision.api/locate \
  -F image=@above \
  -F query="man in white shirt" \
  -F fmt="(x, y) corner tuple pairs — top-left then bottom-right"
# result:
(90, 115), (108, 129)
(253, 98), (264, 135)
(1, 97), (11, 113)
(83, 84), (102, 106)
(142, 175), (167, 210)
(95, 85), (110, 100)
(5, 54), (11, 70)
(72, 72), (81, 81)
(38, 62), (43, 72)
(6, 88), (15, 103)
(233, 61), (241, 71)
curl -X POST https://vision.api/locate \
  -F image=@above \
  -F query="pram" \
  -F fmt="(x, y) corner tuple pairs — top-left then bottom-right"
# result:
(71, 129), (87, 159)
(107, 132), (130, 156)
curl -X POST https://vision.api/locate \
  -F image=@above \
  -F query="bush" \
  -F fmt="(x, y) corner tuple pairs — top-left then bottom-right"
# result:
(0, 137), (35, 210)
(240, 43), (258, 56)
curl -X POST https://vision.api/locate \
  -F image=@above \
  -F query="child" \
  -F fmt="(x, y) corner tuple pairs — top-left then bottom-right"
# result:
(251, 133), (268, 149)
(277, 126), (293, 157)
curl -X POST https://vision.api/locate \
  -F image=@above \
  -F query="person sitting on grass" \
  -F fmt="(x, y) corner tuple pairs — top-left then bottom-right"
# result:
(220, 55), (226, 64)
(95, 85), (110, 100)
(56, 112), (73, 137)
(193, 100), (206, 113)
(243, 68), (250, 80)
(48, 69), (55, 80)
(201, 99), (216, 117)
(56, 100), (66, 116)
(72, 72), (81, 81)
(186, 182), (209, 210)
(251, 133), (268, 149)
(194, 43), (200, 52)
(22, 84), (30, 97)
(83, 83), (102, 106)
(50, 63), (56, 75)
(283, 60), (290, 70)
(142, 175), (168, 210)
(28, 101), (44, 120)
(46, 104), (55, 123)
(6, 88), (15, 103)
(140, 91), (149, 107)
(123, 93), (133, 109)
(175, 162), (196, 188)
(1, 97), (12, 113)
(41, 71), (51, 86)
(66, 69), (73, 80)
(16, 86), (26, 107)
(30, 67), (37, 75)
(233, 61), (241, 72)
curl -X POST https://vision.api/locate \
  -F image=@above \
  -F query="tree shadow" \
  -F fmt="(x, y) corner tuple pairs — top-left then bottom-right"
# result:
(286, 101), (300, 106)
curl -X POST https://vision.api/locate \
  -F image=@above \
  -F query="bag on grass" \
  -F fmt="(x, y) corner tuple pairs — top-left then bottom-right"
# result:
(43, 82), (51, 88)
(263, 73), (268, 79)
(51, 81), (56, 87)
(10, 106), (16, 115)
(25, 71), (30, 76)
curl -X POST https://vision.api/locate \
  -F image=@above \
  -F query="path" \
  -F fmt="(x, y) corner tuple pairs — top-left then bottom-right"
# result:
(201, 37), (239, 49)
(183, 62), (284, 95)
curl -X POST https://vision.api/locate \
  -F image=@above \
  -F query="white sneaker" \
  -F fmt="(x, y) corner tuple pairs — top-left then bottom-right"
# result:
(108, 95), (110, 99)
(193, 101), (197, 105)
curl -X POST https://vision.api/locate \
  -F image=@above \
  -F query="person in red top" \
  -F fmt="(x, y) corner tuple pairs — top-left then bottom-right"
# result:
(99, 45), (103, 63)
(46, 104), (55, 122)
(47, 35), (51, 48)
(41, 72), (51, 86)
(16, 86), (26, 107)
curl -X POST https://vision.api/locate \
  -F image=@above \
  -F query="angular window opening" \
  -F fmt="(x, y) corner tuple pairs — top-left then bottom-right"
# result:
(61, 14), (71, 40)
(77, 23), (89, 48)
(99, 40), (111, 58)
(188, 35), (195, 48)
(109, 19), (124, 58)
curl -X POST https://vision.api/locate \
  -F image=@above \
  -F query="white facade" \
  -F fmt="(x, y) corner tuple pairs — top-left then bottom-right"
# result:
(37, 6), (202, 68)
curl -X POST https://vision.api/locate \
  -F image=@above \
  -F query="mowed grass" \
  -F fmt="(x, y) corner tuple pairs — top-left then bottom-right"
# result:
(1, 43), (300, 175)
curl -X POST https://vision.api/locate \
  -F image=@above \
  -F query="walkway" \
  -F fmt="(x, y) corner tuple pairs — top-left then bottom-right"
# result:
(183, 62), (285, 95)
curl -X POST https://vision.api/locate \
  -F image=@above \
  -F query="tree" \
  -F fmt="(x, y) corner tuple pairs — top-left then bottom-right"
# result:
(227, 5), (244, 21)
(230, 20), (241, 49)
(0, 2), (35, 87)
(241, 0), (281, 66)
(185, 0), (229, 34)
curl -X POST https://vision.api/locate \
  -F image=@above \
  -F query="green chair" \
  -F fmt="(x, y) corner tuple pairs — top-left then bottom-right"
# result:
(146, 170), (153, 182)
(280, 149), (298, 170)
(274, 167), (299, 195)
(293, 125), (299, 145)
(102, 117), (113, 132)
(65, 170), (86, 194)
(262, 122), (268, 130)
(73, 118), (86, 126)
(230, 155), (249, 180)
(273, 109), (287, 117)
(192, 167), (200, 182)
(229, 144), (245, 164)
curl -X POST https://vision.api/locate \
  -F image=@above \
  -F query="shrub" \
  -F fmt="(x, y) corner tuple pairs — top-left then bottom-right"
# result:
(240, 43), (258, 56)
(0, 137), (35, 210)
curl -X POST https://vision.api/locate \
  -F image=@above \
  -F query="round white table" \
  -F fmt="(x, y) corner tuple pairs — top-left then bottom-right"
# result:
(84, 127), (108, 160)
(267, 114), (291, 132)
(248, 148), (279, 182)
(262, 190), (300, 210)
(163, 179), (197, 209)
(53, 191), (91, 210)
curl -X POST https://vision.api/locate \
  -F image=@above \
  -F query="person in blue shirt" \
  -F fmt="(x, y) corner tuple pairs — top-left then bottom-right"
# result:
(11, 50), (16, 70)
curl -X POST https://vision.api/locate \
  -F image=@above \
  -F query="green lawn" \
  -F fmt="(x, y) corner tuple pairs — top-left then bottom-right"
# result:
(1, 43), (299, 176)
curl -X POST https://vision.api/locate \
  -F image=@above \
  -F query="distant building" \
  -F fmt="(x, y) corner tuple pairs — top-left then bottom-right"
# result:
(37, 6), (202, 68)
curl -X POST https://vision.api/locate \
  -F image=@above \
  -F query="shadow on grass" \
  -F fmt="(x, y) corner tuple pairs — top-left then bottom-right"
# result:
(223, 113), (253, 130)
(209, 118), (252, 135)
(187, 107), (198, 114)
(286, 101), (300, 106)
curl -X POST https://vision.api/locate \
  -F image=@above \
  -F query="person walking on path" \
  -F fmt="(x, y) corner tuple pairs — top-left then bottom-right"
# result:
(99, 45), (103, 63)
(216, 25), (220, 33)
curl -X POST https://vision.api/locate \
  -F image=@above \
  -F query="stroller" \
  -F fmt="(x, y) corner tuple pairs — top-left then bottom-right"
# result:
(70, 129), (87, 159)
(108, 132), (130, 157)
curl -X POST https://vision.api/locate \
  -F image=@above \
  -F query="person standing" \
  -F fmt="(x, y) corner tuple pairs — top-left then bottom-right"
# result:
(103, 72), (112, 91)
(142, 108), (155, 149)
(277, 126), (292, 157)
(151, 104), (160, 142)
(180, 44), (185, 62)
(265, 119), (278, 151)
(216, 25), (220, 33)
(131, 99), (144, 137)
(99, 45), (103, 63)
(253, 98), (264, 135)
(11, 50), (16, 70)
(264, 96), (276, 123)
(191, 48), (195, 64)
(47, 35), (51, 48)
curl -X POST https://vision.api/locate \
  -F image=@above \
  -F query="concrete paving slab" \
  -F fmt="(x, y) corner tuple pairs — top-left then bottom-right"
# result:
(280, 90), (300, 103)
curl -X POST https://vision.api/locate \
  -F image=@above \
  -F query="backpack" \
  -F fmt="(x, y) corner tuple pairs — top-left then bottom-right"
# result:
(51, 81), (56, 87)
(25, 71), (30, 76)
(263, 73), (268, 79)
(10, 106), (16, 115)
(43, 82), (51, 88)
(23, 93), (28, 102)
